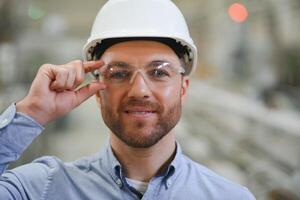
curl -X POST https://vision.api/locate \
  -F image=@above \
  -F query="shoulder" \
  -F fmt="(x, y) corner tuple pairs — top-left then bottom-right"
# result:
(67, 152), (102, 171)
(4, 153), (103, 199)
(179, 155), (255, 199)
(7, 155), (61, 181)
(3, 156), (63, 199)
(26, 152), (103, 176)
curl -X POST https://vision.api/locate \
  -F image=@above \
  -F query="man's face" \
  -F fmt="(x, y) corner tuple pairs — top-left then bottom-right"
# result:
(96, 40), (189, 148)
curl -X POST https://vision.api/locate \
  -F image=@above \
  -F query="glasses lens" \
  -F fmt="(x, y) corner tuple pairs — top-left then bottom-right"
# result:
(99, 61), (184, 86)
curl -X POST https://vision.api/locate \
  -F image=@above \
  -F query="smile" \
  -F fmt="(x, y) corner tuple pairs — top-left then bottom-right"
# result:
(125, 111), (156, 114)
(124, 110), (157, 118)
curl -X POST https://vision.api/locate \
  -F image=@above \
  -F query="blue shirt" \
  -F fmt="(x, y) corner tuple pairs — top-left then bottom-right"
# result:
(0, 104), (256, 200)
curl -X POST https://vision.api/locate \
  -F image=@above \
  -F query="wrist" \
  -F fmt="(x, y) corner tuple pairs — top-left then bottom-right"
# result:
(16, 99), (48, 126)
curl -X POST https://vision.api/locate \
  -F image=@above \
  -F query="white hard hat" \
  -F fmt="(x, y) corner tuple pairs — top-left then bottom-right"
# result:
(83, 0), (198, 75)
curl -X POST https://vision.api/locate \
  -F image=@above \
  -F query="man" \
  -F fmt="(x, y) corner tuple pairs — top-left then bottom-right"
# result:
(0, 0), (255, 199)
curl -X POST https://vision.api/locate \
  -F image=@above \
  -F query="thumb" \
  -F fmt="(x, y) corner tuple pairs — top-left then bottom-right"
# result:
(74, 81), (106, 105)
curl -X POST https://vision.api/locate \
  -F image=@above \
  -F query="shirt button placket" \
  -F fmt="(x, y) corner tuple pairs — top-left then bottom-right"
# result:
(116, 178), (123, 188)
(166, 179), (172, 188)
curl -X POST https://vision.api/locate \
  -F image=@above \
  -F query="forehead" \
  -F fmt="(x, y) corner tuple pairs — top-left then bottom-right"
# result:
(101, 40), (180, 64)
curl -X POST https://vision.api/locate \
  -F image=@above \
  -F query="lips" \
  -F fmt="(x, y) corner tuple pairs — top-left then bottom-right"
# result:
(125, 111), (156, 114)
(120, 99), (160, 117)
(124, 109), (156, 114)
(123, 107), (157, 117)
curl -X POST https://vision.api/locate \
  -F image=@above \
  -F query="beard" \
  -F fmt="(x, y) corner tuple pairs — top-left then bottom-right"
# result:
(101, 94), (182, 148)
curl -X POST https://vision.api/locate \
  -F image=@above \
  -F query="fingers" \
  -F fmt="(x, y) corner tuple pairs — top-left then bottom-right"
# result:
(75, 81), (106, 105)
(83, 60), (104, 73)
(48, 60), (104, 92)
(50, 68), (72, 91)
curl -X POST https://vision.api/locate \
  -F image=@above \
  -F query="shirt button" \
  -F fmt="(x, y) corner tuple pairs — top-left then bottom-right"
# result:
(116, 179), (123, 187)
(166, 179), (172, 187)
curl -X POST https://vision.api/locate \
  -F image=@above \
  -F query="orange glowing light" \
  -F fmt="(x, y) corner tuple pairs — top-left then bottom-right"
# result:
(228, 3), (248, 23)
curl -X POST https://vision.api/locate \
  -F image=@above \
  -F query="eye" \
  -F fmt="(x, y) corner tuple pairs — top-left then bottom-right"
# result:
(149, 68), (170, 78)
(108, 70), (130, 80)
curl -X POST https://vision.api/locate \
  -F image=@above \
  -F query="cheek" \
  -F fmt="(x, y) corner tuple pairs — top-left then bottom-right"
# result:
(164, 82), (182, 97)
(99, 89), (122, 111)
(157, 85), (181, 104)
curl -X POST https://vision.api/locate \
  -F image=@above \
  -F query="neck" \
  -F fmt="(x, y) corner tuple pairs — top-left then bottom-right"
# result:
(110, 132), (176, 182)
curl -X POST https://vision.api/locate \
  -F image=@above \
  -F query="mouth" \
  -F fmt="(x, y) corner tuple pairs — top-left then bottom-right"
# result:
(124, 108), (157, 118)
(125, 110), (156, 114)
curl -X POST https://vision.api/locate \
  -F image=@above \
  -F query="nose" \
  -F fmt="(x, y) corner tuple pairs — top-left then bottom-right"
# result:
(127, 71), (152, 98)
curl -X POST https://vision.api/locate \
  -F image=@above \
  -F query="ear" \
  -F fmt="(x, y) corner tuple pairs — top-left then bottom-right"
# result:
(180, 76), (189, 104)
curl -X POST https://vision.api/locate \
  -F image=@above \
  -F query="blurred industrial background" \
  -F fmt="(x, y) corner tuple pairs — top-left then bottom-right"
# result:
(0, 0), (300, 199)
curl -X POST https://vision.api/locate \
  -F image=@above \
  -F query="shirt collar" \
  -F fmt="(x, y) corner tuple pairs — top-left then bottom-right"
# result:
(160, 142), (183, 179)
(100, 141), (183, 181)
(98, 142), (122, 184)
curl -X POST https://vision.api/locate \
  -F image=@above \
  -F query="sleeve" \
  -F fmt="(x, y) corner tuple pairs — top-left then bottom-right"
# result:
(0, 103), (44, 173)
(0, 103), (45, 199)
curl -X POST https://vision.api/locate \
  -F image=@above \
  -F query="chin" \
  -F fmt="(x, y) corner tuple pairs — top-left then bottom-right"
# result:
(119, 127), (169, 148)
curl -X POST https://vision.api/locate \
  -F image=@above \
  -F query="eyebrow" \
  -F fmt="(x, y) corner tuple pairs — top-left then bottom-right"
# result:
(107, 59), (171, 68)
(149, 60), (171, 65)
(107, 61), (130, 68)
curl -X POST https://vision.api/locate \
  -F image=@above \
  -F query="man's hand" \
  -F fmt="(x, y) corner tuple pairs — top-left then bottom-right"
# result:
(16, 60), (106, 126)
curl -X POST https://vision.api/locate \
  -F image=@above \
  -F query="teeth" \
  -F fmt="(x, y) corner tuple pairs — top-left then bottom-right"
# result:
(127, 111), (153, 114)
(132, 111), (150, 114)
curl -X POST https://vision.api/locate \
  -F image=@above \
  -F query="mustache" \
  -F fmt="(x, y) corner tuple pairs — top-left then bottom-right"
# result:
(119, 98), (162, 112)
